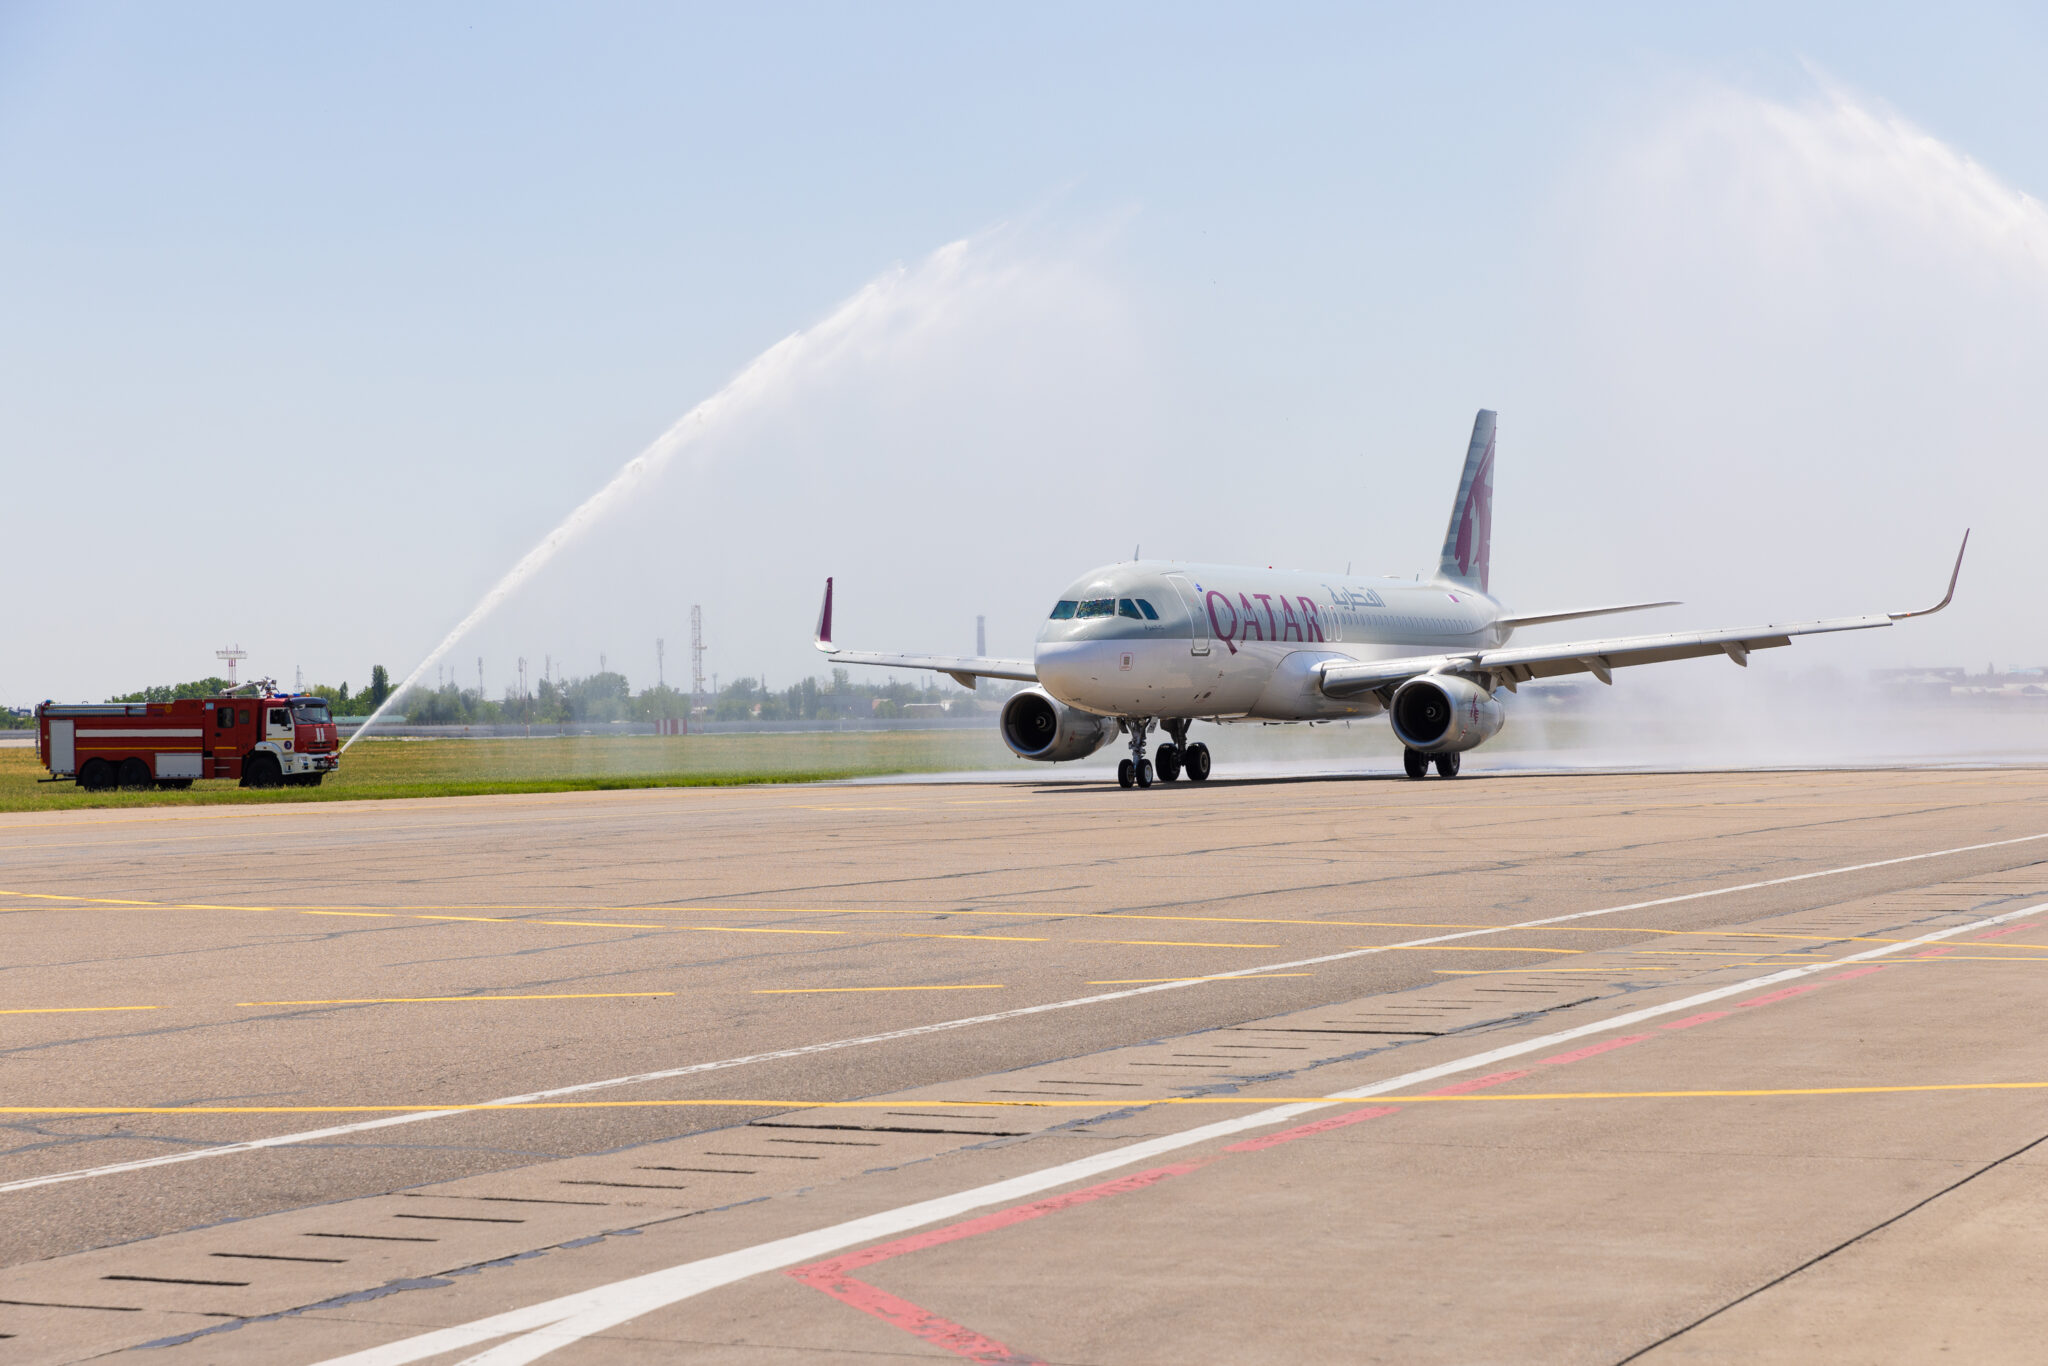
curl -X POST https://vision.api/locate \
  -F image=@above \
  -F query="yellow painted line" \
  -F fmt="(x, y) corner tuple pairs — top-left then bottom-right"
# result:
(1433, 966), (1687, 975)
(0, 889), (158, 906)
(1355, 944), (1581, 954)
(1087, 974), (1313, 984)
(0, 1006), (159, 1016)
(29, 888), (2047, 958)
(0, 890), (1916, 945)
(239, 993), (675, 1006)
(753, 985), (1005, 995)
(1070, 938), (1278, 950)
(12, 1081), (2048, 1116)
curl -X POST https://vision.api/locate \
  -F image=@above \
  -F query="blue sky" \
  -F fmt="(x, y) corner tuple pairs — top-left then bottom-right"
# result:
(7, 3), (2047, 704)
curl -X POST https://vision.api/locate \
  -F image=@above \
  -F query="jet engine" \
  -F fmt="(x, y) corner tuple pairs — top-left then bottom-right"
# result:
(1000, 687), (1118, 762)
(1388, 674), (1506, 754)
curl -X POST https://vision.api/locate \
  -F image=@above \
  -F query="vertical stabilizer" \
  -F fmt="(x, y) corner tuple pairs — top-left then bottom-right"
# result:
(1437, 409), (1496, 592)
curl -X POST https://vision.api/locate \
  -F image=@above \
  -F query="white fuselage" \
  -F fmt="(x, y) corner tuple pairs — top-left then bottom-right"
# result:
(1033, 561), (1512, 722)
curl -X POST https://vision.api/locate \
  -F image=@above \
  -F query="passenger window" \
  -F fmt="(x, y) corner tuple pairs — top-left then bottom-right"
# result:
(1136, 598), (1159, 620)
(270, 708), (289, 728)
(1117, 599), (1142, 619)
(1049, 600), (1078, 620)
(239, 708), (251, 726)
(215, 708), (228, 730)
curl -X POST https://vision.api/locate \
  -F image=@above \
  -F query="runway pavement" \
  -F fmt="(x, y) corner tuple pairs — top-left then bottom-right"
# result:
(5, 766), (2048, 1362)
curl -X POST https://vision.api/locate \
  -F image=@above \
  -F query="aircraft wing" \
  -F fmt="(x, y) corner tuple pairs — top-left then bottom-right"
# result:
(812, 578), (1038, 689)
(1319, 533), (1968, 699)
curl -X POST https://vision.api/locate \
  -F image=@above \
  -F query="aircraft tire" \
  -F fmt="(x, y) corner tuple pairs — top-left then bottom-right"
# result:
(1155, 744), (1182, 782)
(1433, 751), (1462, 779)
(1136, 759), (1153, 788)
(1403, 748), (1430, 780)
(1118, 759), (1136, 789)
(1184, 743), (1211, 782)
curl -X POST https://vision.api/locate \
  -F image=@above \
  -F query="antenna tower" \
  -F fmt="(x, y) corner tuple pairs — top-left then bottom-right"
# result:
(216, 645), (247, 687)
(690, 606), (706, 708)
(656, 638), (666, 691)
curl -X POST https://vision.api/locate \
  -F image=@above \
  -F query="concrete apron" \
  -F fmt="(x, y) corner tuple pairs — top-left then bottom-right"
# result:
(7, 868), (2048, 1363)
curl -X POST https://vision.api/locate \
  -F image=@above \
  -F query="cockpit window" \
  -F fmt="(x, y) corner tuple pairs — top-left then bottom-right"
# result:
(1117, 598), (1142, 619)
(1048, 600), (1078, 620)
(1075, 598), (1117, 619)
(1135, 598), (1159, 620)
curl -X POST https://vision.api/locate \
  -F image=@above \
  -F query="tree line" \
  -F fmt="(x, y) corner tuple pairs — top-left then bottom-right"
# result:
(396, 668), (996, 726)
(87, 666), (993, 727)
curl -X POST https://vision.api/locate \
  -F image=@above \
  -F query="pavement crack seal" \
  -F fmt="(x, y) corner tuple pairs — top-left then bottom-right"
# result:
(304, 897), (2048, 1366)
(1610, 1125), (2048, 1366)
(16, 832), (2046, 1197)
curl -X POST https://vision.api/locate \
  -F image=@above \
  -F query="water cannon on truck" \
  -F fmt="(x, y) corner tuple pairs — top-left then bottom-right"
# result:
(37, 682), (342, 791)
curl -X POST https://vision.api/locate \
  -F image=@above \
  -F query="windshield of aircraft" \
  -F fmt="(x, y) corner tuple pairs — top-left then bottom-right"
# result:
(291, 701), (332, 724)
(1053, 597), (1161, 621)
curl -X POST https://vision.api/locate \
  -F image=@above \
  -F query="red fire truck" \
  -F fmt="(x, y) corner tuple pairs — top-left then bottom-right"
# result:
(37, 687), (342, 791)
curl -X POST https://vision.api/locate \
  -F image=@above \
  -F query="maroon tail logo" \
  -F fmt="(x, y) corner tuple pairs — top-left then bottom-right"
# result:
(1452, 437), (1494, 591)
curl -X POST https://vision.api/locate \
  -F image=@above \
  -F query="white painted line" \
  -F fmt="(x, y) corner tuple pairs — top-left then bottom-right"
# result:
(6, 830), (2043, 1197)
(317, 895), (2048, 1366)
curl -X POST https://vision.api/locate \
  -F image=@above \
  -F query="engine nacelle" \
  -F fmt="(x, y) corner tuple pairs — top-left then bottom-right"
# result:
(1000, 687), (1118, 762)
(1388, 674), (1506, 754)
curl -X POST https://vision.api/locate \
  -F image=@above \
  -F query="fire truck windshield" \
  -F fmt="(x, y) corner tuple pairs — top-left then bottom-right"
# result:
(291, 701), (332, 724)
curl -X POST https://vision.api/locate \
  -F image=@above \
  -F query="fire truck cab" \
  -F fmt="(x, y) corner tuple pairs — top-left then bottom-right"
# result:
(38, 687), (342, 791)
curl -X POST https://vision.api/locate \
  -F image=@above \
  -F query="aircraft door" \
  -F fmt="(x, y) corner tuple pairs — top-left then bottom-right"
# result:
(1163, 574), (1211, 656)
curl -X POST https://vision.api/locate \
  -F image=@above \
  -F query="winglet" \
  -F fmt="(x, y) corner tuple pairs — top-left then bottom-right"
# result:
(1889, 531), (1969, 620)
(814, 577), (838, 652)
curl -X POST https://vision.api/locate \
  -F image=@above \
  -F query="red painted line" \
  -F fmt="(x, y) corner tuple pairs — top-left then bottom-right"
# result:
(790, 1162), (1206, 1279)
(1538, 1034), (1652, 1066)
(1914, 946), (1958, 959)
(1736, 983), (1825, 1008)
(1424, 1069), (1534, 1096)
(790, 938), (1914, 1359)
(785, 1269), (1044, 1365)
(1829, 966), (1889, 981)
(1973, 924), (2035, 942)
(1223, 1106), (1401, 1152)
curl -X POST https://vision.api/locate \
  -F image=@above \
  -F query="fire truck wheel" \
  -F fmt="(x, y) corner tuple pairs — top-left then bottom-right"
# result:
(117, 758), (153, 791)
(77, 758), (114, 791)
(243, 754), (284, 789)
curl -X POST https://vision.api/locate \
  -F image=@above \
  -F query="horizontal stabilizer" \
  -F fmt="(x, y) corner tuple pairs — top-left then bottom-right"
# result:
(1497, 601), (1680, 630)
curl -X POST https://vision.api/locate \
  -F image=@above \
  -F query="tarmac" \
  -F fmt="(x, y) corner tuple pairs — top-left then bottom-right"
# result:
(4, 766), (2048, 1362)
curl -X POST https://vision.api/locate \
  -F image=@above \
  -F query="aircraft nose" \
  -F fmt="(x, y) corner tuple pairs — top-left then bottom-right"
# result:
(1034, 641), (1119, 704)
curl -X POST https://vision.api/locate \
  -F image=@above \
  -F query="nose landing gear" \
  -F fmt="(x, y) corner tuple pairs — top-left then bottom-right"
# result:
(1119, 719), (1154, 788)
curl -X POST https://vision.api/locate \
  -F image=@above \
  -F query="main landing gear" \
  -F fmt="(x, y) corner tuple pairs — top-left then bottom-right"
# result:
(1403, 748), (1461, 780)
(1118, 719), (1211, 789)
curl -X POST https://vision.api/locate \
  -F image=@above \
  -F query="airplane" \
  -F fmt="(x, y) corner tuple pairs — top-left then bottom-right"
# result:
(814, 410), (1968, 788)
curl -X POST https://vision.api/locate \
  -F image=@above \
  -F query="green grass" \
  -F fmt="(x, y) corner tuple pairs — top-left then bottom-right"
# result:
(0, 731), (1028, 813)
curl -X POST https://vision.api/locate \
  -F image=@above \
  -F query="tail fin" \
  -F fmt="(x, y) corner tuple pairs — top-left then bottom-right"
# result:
(1437, 409), (1497, 592)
